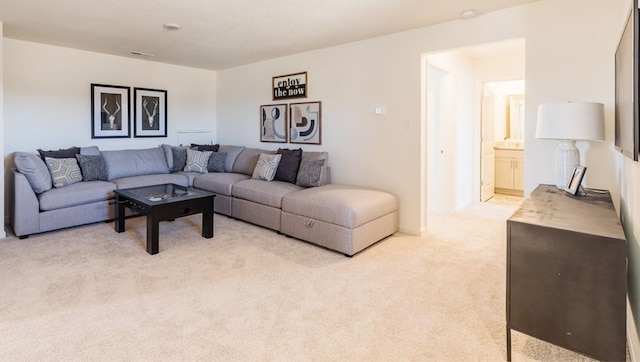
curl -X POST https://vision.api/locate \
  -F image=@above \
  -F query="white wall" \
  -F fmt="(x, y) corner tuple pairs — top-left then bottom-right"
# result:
(3, 39), (217, 221)
(217, 0), (622, 234)
(0, 22), (5, 238)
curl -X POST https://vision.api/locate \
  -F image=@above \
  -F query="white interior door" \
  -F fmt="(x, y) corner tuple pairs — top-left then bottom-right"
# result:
(480, 91), (496, 202)
(427, 64), (449, 216)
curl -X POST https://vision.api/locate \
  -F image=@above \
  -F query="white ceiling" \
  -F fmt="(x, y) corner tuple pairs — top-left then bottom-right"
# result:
(0, 0), (538, 70)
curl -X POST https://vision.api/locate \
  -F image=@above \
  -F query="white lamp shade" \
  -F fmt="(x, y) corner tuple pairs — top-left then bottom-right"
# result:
(535, 102), (605, 140)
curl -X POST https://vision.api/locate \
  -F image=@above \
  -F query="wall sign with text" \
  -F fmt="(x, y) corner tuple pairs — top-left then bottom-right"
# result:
(272, 72), (307, 100)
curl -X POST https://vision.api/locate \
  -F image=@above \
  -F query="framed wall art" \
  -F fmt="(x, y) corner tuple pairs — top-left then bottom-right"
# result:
(134, 87), (167, 137)
(289, 101), (321, 145)
(272, 71), (307, 100)
(260, 104), (288, 143)
(91, 83), (131, 138)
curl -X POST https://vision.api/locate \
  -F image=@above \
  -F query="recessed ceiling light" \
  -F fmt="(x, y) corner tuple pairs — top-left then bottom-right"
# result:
(130, 51), (155, 57)
(460, 9), (477, 19)
(163, 23), (181, 30)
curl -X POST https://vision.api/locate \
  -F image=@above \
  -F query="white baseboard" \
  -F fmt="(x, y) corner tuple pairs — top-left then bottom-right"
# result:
(629, 297), (639, 362)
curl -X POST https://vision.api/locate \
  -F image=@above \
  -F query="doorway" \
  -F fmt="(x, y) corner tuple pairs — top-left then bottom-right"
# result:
(422, 39), (525, 230)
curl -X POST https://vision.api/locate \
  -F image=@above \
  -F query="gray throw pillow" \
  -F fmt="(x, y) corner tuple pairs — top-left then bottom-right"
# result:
(38, 146), (80, 160)
(207, 152), (227, 173)
(171, 147), (187, 172)
(274, 148), (302, 183)
(184, 149), (212, 173)
(296, 159), (325, 187)
(45, 157), (83, 188)
(252, 153), (282, 181)
(75, 154), (108, 181)
(13, 152), (53, 193)
(191, 143), (220, 152)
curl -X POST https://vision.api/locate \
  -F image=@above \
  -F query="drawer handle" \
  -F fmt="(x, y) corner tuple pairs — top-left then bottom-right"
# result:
(180, 207), (191, 214)
(305, 218), (315, 227)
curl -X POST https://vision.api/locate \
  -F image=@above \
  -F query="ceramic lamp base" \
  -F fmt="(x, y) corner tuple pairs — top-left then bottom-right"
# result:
(555, 140), (579, 189)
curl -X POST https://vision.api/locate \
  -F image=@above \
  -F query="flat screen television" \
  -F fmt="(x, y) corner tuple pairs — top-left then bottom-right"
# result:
(615, 0), (640, 161)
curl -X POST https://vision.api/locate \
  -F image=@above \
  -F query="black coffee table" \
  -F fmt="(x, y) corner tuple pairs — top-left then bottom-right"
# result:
(114, 183), (215, 254)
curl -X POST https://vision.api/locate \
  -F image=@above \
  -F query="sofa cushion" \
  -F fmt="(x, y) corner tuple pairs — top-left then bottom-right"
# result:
(296, 159), (325, 187)
(38, 180), (116, 211)
(192, 143), (220, 152)
(37, 146), (80, 160)
(111, 174), (189, 189)
(184, 149), (212, 173)
(80, 146), (101, 156)
(233, 179), (303, 208)
(193, 173), (250, 196)
(45, 157), (83, 188)
(274, 148), (302, 183)
(102, 147), (169, 180)
(75, 154), (108, 181)
(13, 152), (53, 194)
(232, 147), (274, 175)
(281, 184), (398, 228)
(207, 152), (226, 173)
(251, 153), (281, 181)
(218, 145), (245, 172)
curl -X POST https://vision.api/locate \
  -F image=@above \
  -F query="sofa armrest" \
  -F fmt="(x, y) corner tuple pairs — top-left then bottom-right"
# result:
(11, 169), (41, 237)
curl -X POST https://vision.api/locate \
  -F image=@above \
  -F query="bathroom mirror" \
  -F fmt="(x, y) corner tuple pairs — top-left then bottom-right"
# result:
(507, 94), (525, 140)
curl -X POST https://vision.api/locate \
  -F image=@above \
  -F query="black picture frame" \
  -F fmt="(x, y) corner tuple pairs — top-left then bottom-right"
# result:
(260, 104), (288, 143)
(91, 83), (131, 138)
(289, 101), (321, 145)
(134, 87), (167, 138)
(565, 166), (587, 196)
(272, 71), (307, 100)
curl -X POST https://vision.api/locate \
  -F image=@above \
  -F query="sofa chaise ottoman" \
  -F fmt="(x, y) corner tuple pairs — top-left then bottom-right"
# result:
(280, 184), (398, 256)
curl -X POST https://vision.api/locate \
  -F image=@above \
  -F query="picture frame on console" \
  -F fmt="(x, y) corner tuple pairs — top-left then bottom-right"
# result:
(565, 166), (587, 196)
(133, 87), (167, 138)
(289, 101), (321, 145)
(91, 83), (131, 139)
(260, 104), (288, 143)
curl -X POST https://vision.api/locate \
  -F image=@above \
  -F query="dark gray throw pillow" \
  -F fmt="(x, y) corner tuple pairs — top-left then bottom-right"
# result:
(75, 154), (108, 181)
(38, 146), (81, 161)
(296, 159), (325, 187)
(275, 148), (303, 183)
(207, 152), (227, 173)
(191, 143), (220, 152)
(171, 147), (187, 172)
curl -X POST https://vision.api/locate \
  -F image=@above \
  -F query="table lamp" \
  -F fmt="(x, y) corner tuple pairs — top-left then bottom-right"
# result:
(535, 102), (605, 188)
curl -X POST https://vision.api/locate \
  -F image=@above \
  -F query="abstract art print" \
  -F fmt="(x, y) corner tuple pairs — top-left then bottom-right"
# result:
(134, 88), (167, 137)
(91, 83), (131, 138)
(289, 101), (321, 145)
(260, 104), (288, 143)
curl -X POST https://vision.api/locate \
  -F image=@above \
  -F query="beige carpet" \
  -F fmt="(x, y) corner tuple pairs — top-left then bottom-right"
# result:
(0, 204), (628, 361)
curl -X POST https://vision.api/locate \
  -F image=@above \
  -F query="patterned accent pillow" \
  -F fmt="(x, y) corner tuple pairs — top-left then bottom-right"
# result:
(252, 153), (282, 181)
(75, 154), (108, 181)
(207, 152), (227, 173)
(45, 157), (83, 188)
(171, 147), (188, 172)
(183, 148), (212, 173)
(13, 152), (53, 193)
(274, 148), (302, 183)
(296, 159), (326, 187)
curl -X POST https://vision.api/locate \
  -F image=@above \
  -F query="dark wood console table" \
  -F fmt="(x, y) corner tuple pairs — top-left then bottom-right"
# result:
(506, 184), (627, 361)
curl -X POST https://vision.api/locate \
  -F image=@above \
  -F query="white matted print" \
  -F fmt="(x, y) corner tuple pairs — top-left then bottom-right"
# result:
(289, 101), (321, 145)
(260, 104), (288, 143)
(91, 84), (130, 139)
(134, 88), (167, 138)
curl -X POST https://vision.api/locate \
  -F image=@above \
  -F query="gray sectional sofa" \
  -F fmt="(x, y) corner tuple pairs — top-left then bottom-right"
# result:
(9, 144), (398, 256)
